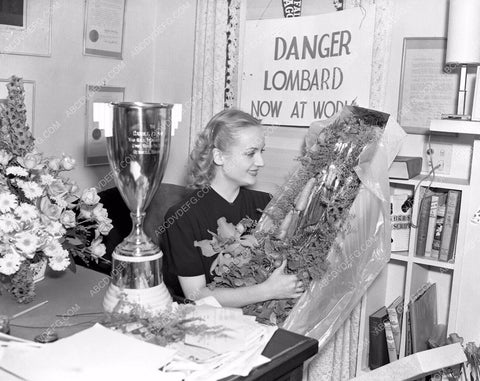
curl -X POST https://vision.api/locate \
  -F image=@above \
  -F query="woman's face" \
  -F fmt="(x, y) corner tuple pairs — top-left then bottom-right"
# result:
(217, 126), (265, 188)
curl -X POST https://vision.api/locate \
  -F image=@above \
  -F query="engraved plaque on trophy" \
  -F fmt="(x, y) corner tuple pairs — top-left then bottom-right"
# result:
(103, 102), (173, 312)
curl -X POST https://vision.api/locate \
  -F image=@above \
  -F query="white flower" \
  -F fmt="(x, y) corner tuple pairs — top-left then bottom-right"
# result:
(17, 180), (43, 199)
(79, 206), (93, 219)
(92, 203), (109, 222)
(0, 213), (19, 233)
(48, 158), (61, 171)
(0, 150), (12, 166)
(15, 231), (40, 255)
(17, 153), (42, 170)
(40, 174), (55, 185)
(89, 239), (106, 258)
(6, 166), (28, 177)
(0, 252), (23, 275)
(43, 240), (63, 257)
(15, 203), (38, 221)
(39, 197), (62, 221)
(60, 155), (76, 171)
(48, 249), (70, 271)
(97, 221), (113, 235)
(52, 197), (68, 208)
(81, 187), (100, 205)
(50, 220), (66, 236)
(59, 210), (76, 228)
(0, 192), (18, 212)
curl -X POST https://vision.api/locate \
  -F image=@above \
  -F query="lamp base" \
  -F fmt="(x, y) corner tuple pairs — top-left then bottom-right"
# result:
(440, 113), (472, 121)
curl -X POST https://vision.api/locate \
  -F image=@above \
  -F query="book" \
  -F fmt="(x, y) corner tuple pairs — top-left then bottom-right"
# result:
(405, 309), (412, 356)
(439, 190), (461, 261)
(389, 156), (423, 179)
(431, 194), (448, 260)
(387, 296), (404, 354)
(368, 305), (390, 370)
(390, 194), (413, 252)
(384, 320), (398, 362)
(424, 194), (439, 257)
(448, 222), (460, 262)
(409, 283), (438, 354)
(415, 189), (433, 257)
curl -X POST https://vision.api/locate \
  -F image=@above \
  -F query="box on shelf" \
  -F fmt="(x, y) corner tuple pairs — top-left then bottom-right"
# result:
(389, 156), (422, 180)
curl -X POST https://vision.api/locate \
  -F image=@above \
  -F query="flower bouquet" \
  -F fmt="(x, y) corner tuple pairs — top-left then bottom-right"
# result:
(196, 106), (404, 341)
(0, 76), (113, 303)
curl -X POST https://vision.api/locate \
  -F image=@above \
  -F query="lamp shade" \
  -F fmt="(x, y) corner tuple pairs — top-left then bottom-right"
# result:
(446, 0), (480, 64)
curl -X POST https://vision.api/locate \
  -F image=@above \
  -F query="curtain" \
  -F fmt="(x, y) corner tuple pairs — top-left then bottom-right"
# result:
(189, 0), (241, 152)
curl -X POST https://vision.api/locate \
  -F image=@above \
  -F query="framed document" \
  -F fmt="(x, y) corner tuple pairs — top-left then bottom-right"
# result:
(0, 78), (36, 132)
(397, 38), (459, 134)
(85, 85), (124, 166)
(0, 0), (52, 57)
(83, 0), (126, 59)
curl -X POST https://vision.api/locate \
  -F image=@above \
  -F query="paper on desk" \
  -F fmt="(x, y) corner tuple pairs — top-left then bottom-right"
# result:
(0, 323), (179, 381)
(164, 303), (277, 380)
(184, 304), (272, 354)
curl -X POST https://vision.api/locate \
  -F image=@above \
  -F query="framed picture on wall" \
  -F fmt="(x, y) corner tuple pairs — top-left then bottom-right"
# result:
(85, 85), (124, 166)
(0, 0), (52, 57)
(397, 37), (459, 134)
(0, 78), (35, 132)
(83, 0), (126, 59)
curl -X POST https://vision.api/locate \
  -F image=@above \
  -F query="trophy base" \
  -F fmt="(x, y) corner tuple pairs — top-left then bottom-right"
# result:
(103, 282), (172, 313)
(102, 250), (173, 313)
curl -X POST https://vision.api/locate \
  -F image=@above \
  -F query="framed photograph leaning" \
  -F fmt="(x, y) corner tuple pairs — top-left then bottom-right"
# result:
(0, 0), (52, 57)
(397, 38), (459, 134)
(83, 0), (126, 59)
(85, 85), (124, 166)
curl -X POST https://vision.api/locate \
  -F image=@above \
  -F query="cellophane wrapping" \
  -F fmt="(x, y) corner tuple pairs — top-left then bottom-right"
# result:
(259, 106), (406, 348)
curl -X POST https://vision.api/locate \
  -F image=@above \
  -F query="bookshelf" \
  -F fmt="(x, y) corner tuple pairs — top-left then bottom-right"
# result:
(356, 120), (480, 373)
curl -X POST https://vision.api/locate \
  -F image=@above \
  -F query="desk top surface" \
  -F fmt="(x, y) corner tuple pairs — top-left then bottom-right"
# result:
(1, 266), (318, 380)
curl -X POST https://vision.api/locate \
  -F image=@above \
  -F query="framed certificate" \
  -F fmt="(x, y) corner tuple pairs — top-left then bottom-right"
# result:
(0, 0), (52, 57)
(85, 85), (125, 166)
(83, 0), (126, 59)
(397, 38), (459, 134)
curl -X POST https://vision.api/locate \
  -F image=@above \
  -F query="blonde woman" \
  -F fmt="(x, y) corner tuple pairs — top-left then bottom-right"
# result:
(161, 109), (304, 307)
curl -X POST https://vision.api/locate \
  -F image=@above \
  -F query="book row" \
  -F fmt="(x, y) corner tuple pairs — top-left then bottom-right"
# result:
(390, 188), (461, 262)
(368, 283), (440, 370)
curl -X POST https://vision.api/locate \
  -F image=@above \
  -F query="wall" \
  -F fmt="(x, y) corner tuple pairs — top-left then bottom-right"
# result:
(243, 0), (461, 194)
(152, 0), (196, 186)
(0, 0), (195, 191)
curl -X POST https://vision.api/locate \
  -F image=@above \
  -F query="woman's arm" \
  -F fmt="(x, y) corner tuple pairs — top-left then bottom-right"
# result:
(178, 260), (304, 308)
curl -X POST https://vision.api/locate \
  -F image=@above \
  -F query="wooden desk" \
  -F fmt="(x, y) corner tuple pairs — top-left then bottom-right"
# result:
(1, 266), (318, 381)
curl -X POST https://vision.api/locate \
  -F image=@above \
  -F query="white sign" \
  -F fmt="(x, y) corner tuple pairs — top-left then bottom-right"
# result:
(240, 6), (375, 126)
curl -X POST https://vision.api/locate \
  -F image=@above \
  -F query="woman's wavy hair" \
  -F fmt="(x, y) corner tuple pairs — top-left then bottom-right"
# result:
(187, 108), (261, 189)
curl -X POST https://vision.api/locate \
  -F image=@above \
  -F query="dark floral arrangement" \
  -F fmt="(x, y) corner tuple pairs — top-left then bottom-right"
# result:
(195, 106), (389, 324)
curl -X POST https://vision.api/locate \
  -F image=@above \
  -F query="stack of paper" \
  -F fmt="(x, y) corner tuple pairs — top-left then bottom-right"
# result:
(163, 298), (277, 380)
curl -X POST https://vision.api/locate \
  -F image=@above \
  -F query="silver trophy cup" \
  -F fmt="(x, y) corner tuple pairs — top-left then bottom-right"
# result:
(103, 102), (173, 312)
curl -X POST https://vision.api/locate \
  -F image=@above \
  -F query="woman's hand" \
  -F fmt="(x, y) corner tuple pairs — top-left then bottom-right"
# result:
(262, 260), (305, 300)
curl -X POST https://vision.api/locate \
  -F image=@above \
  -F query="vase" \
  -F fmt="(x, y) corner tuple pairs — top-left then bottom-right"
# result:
(30, 259), (47, 283)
